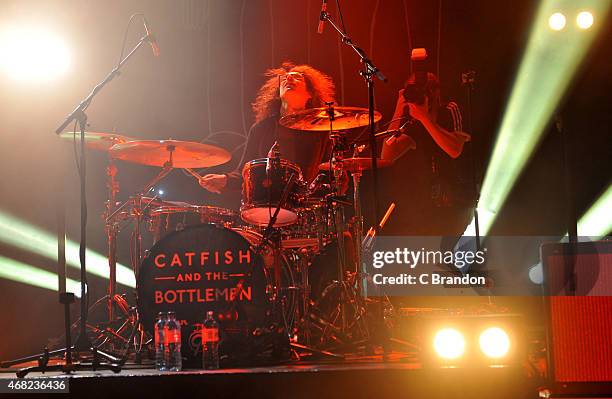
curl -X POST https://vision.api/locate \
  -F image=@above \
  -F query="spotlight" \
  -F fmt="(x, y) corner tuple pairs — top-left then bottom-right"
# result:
(157, 189), (165, 196)
(0, 27), (70, 81)
(479, 327), (511, 359)
(422, 314), (523, 368)
(433, 328), (465, 360)
(576, 11), (594, 29)
(549, 12), (567, 30)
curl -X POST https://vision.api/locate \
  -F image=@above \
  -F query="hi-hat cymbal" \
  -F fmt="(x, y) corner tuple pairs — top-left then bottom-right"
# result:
(58, 131), (131, 152)
(278, 106), (382, 131)
(110, 140), (231, 168)
(319, 157), (392, 173)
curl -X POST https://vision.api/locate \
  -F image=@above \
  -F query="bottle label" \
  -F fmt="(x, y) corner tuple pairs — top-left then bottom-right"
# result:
(202, 327), (219, 343)
(164, 328), (181, 344)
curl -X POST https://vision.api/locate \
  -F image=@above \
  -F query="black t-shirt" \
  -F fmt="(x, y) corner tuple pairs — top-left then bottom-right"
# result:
(226, 115), (330, 190)
(362, 102), (473, 236)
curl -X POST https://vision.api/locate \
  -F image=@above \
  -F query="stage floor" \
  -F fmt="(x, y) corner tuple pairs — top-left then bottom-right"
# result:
(0, 354), (537, 399)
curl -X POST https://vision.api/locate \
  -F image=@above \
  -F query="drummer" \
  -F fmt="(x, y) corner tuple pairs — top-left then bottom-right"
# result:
(198, 62), (336, 194)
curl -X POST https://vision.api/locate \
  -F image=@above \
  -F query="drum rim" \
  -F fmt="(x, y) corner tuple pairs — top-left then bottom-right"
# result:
(149, 205), (238, 217)
(239, 205), (299, 227)
(242, 157), (303, 178)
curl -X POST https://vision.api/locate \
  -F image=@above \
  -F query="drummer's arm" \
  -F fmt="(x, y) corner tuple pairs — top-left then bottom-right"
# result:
(381, 89), (417, 162)
(200, 123), (260, 193)
(224, 122), (263, 191)
(417, 102), (470, 159)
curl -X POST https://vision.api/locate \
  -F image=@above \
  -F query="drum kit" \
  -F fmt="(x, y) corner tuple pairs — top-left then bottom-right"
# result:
(59, 104), (395, 363)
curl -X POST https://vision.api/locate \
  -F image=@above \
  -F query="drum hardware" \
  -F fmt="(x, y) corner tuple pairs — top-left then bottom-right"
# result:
(58, 131), (133, 151)
(277, 106), (382, 132)
(109, 139), (231, 169)
(98, 139), (233, 362)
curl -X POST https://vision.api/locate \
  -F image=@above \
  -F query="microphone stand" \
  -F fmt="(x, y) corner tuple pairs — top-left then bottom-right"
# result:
(319, 8), (389, 356)
(55, 31), (153, 370)
(461, 71), (482, 252)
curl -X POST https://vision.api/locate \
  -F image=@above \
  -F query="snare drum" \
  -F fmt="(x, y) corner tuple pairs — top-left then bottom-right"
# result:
(240, 158), (304, 227)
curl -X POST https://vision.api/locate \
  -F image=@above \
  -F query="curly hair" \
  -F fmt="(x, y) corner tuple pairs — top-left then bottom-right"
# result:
(252, 61), (335, 123)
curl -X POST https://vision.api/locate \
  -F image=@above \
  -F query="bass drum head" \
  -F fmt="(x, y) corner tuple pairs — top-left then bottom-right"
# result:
(137, 224), (272, 363)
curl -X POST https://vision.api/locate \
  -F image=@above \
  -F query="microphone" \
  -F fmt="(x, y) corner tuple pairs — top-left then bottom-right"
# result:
(317, 0), (327, 34)
(143, 17), (161, 57)
(383, 119), (414, 145)
(374, 118), (413, 139)
(266, 141), (280, 178)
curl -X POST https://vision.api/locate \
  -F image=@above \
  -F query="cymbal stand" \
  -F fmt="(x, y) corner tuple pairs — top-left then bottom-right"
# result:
(351, 169), (366, 297)
(325, 103), (350, 333)
(96, 152), (174, 360)
(105, 158), (120, 324)
(131, 150), (174, 275)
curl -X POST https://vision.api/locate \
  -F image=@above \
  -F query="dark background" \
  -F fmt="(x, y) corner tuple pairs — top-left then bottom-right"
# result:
(0, 0), (609, 360)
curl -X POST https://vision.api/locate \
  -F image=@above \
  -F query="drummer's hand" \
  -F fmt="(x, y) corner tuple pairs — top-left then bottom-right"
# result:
(395, 89), (431, 123)
(407, 101), (430, 123)
(199, 174), (227, 194)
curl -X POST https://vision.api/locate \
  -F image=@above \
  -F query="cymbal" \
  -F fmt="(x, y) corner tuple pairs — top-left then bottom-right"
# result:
(319, 157), (392, 173)
(110, 140), (231, 168)
(58, 131), (131, 151)
(278, 106), (382, 132)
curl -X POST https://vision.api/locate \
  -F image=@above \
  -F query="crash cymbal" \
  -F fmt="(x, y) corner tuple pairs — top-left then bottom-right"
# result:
(58, 131), (131, 152)
(278, 106), (382, 132)
(318, 157), (392, 173)
(110, 140), (231, 168)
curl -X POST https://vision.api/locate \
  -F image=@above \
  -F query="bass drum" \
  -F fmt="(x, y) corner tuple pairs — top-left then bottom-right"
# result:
(137, 224), (295, 364)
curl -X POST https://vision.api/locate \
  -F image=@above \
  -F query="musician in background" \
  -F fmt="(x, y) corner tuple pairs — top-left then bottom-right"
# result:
(199, 62), (335, 194)
(377, 71), (473, 238)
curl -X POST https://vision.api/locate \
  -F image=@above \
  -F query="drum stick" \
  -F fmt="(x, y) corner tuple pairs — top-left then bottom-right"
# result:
(184, 168), (203, 181)
(362, 202), (396, 250)
(379, 202), (395, 230)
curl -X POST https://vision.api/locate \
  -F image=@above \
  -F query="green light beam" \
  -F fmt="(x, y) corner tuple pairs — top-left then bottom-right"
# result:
(0, 211), (135, 287)
(0, 255), (82, 296)
(474, 0), (610, 236)
(528, 185), (610, 284)
(577, 184), (612, 237)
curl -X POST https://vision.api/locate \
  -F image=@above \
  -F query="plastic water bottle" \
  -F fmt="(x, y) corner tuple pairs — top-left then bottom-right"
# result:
(165, 311), (182, 371)
(154, 312), (167, 371)
(202, 311), (220, 370)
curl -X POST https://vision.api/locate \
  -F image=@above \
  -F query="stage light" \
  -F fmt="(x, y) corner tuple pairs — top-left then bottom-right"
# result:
(479, 327), (511, 359)
(0, 27), (70, 81)
(0, 255), (81, 297)
(461, 0), (610, 238)
(158, 189), (165, 196)
(0, 211), (135, 287)
(549, 12), (567, 30)
(576, 11), (594, 29)
(433, 328), (465, 360)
